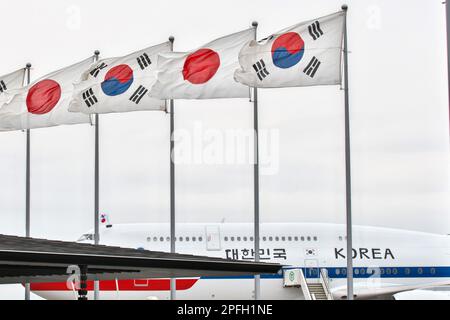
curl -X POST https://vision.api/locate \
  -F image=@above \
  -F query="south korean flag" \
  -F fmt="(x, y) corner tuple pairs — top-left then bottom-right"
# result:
(69, 42), (171, 114)
(234, 11), (345, 88)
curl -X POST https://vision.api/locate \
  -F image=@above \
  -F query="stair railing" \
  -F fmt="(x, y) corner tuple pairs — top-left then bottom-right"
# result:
(299, 268), (313, 300)
(319, 268), (333, 300)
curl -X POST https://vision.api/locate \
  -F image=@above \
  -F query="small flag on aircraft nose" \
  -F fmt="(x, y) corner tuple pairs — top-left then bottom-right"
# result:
(69, 42), (170, 114)
(0, 68), (26, 105)
(234, 11), (345, 88)
(0, 59), (92, 131)
(149, 28), (253, 99)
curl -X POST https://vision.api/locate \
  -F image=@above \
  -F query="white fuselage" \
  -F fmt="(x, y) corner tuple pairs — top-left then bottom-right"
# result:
(31, 223), (450, 300)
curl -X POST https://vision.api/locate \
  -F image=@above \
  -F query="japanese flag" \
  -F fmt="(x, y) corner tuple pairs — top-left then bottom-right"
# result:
(0, 58), (92, 131)
(69, 42), (171, 114)
(234, 11), (345, 88)
(150, 29), (254, 99)
(0, 68), (26, 105)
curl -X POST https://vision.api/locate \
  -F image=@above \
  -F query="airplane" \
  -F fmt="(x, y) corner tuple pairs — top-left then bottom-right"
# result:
(29, 220), (450, 300)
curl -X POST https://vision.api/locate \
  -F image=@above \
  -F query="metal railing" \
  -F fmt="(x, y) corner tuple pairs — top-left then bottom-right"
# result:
(298, 268), (313, 300)
(319, 268), (333, 300)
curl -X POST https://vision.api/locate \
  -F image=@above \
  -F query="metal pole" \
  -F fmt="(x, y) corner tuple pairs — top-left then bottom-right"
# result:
(24, 62), (31, 301)
(342, 4), (354, 300)
(446, 0), (450, 131)
(251, 21), (261, 301)
(93, 50), (100, 300)
(168, 36), (176, 301)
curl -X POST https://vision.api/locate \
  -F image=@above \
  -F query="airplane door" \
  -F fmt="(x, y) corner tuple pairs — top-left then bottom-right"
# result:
(304, 259), (319, 280)
(206, 226), (221, 251)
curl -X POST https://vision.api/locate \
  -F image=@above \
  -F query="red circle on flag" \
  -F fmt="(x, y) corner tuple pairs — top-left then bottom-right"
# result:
(182, 48), (220, 84)
(26, 79), (61, 115)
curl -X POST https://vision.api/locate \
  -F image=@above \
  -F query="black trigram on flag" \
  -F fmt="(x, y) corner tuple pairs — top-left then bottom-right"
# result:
(82, 88), (98, 107)
(253, 59), (270, 81)
(303, 56), (321, 78)
(129, 85), (148, 104)
(90, 62), (108, 78)
(137, 53), (151, 70)
(0, 80), (6, 93)
(308, 21), (324, 40)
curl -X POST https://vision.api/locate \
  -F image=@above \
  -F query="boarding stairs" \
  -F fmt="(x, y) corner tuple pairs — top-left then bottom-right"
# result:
(284, 268), (333, 300)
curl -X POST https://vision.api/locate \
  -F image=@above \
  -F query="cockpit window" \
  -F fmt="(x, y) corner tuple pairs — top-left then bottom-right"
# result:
(77, 234), (94, 242)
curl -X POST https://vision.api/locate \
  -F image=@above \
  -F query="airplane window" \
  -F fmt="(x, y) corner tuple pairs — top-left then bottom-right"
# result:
(237, 237), (241, 241)
(199, 237), (203, 242)
(230, 237), (235, 241)
(262, 237), (267, 241)
(275, 236), (279, 241)
(224, 236), (228, 241)
(185, 237), (190, 242)
(268, 236), (273, 241)
(192, 237), (196, 242)
(354, 269), (359, 275)
(153, 237), (157, 242)
(146, 237), (151, 242)
(307, 236), (311, 241)
(392, 268), (398, 275)
(250, 236), (254, 241)
(243, 236), (247, 241)
(360, 268), (365, 275)
(288, 236), (292, 241)
(313, 236), (317, 241)
(431, 268), (436, 275)
(301, 236), (305, 241)
(335, 269), (340, 275)
(338, 236), (343, 241)
(341, 268), (346, 275)
(418, 268), (423, 275)
(281, 236), (285, 241)
(405, 268), (410, 275)
(386, 268), (391, 275)
(179, 237), (183, 242)
(294, 236), (299, 241)
(166, 237), (170, 242)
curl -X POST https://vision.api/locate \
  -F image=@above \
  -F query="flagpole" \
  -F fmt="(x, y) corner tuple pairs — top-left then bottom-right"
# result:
(93, 50), (100, 301)
(342, 4), (354, 300)
(24, 62), (31, 301)
(446, 0), (450, 132)
(168, 35), (176, 301)
(251, 21), (261, 301)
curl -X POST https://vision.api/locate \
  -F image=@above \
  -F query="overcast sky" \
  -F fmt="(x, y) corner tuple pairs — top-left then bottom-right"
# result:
(0, 0), (449, 299)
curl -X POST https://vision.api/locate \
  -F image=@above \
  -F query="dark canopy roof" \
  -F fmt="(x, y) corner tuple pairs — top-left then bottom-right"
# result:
(0, 234), (281, 284)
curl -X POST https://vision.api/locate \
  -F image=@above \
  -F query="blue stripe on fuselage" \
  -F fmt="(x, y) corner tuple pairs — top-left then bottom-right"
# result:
(201, 266), (450, 280)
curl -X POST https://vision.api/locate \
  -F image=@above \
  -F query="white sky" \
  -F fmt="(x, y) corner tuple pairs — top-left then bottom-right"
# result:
(0, 0), (449, 299)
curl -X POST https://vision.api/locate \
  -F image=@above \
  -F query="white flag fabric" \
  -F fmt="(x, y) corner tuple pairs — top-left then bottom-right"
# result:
(150, 29), (254, 99)
(0, 58), (92, 131)
(69, 42), (171, 114)
(234, 11), (345, 88)
(0, 68), (26, 105)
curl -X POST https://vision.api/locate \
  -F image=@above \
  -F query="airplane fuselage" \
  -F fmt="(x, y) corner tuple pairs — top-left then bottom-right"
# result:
(30, 223), (450, 300)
